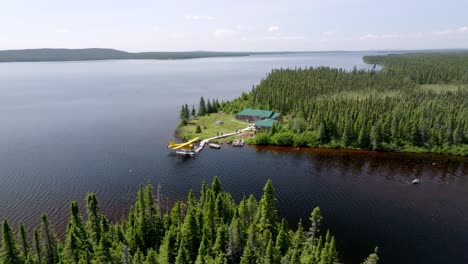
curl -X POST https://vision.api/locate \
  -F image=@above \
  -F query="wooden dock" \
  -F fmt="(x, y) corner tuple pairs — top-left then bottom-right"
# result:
(194, 126), (253, 153)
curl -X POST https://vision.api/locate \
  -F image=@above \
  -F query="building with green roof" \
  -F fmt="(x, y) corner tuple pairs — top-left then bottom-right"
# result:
(255, 119), (277, 130)
(236, 108), (282, 122)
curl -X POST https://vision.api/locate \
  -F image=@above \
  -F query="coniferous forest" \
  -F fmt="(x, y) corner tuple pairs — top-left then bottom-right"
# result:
(222, 52), (468, 156)
(0, 177), (378, 264)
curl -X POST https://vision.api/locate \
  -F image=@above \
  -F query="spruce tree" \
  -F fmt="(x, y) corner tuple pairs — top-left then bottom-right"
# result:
(198, 97), (207, 116)
(1, 219), (24, 264)
(85, 193), (102, 247)
(40, 214), (59, 264)
(18, 221), (30, 258)
(362, 247), (379, 264)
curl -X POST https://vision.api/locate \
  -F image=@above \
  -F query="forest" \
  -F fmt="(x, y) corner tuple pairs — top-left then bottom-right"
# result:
(0, 178), (379, 263)
(0, 49), (294, 63)
(221, 52), (468, 156)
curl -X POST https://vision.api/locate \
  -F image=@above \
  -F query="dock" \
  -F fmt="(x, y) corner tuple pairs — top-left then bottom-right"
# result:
(194, 126), (253, 153)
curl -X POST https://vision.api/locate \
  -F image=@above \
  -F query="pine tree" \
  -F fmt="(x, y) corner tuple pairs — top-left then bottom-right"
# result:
(33, 228), (42, 264)
(63, 201), (89, 263)
(263, 238), (280, 264)
(207, 100), (213, 114)
(181, 208), (201, 262)
(309, 207), (322, 239)
(255, 180), (278, 237)
(18, 222), (29, 258)
(175, 241), (190, 264)
(191, 105), (196, 117)
(211, 176), (221, 197)
(85, 193), (102, 247)
(362, 247), (379, 264)
(1, 219), (24, 264)
(40, 214), (59, 264)
(198, 97), (207, 116)
(275, 219), (290, 256)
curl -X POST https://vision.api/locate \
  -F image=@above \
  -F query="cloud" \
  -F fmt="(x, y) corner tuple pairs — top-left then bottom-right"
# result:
(55, 28), (70, 33)
(359, 33), (401, 40)
(423, 26), (468, 37)
(322, 31), (336, 36)
(264, 35), (305, 41)
(457, 26), (468, 33)
(185, 15), (216, 21)
(268, 25), (280, 32)
(152, 26), (160, 32)
(213, 28), (238, 38)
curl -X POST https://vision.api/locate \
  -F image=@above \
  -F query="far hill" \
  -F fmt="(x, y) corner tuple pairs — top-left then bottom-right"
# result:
(0, 48), (294, 62)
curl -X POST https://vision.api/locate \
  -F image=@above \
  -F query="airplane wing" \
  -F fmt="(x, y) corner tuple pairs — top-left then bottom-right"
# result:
(185, 137), (200, 144)
(168, 137), (199, 150)
(172, 142), (192, 150)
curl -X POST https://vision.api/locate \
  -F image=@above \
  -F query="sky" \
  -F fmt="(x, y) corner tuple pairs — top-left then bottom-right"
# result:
(1, 0), (467, 52)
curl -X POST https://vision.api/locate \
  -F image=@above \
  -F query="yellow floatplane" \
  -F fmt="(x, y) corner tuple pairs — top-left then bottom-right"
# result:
(167, 137), (200, 156)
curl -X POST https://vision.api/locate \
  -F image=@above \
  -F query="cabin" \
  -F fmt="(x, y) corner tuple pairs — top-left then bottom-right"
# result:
(255, 119), (277, 130)
(235, 108), (282, 122)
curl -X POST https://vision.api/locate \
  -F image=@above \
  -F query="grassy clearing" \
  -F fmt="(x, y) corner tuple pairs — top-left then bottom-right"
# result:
(418, 84), (468, 93)
(176, 113), (251, 142)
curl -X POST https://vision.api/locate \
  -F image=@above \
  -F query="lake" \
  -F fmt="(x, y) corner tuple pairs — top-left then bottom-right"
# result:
(0, 52), (467, 263)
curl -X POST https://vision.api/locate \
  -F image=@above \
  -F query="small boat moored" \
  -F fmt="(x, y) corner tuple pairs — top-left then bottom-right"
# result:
(411, 179), (420, 184)
(208, 143), (221, 149)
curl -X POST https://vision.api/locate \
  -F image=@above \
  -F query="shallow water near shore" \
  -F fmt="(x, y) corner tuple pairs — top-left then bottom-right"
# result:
(0, 52), (467, 263)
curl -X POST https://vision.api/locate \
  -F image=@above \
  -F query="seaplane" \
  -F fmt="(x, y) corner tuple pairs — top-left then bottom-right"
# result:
(167, 137), (200, 156)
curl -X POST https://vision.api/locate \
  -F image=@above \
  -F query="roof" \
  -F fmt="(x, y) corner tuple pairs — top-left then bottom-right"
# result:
(270, 112), (281, 119)
(236, 108), (274, 119)
(255, 119), (277, 128)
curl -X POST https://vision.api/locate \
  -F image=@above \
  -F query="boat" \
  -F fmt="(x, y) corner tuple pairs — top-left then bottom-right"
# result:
(175, 150), (195, 156)
(411, 179), (420, 184)
(239, 139), (244, 147)
(208, 143), (221, 149)
(232, 139), (240, 147)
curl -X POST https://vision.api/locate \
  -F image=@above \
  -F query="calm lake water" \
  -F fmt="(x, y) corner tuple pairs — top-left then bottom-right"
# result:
(0, 52), (466, 263)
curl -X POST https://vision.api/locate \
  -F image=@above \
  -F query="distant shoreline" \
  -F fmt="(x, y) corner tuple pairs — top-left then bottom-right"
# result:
(1, 48), (466, 63)
(0, 48), (302, 63)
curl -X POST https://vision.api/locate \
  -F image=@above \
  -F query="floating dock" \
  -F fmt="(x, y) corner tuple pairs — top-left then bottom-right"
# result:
(194, 126), (253, 153)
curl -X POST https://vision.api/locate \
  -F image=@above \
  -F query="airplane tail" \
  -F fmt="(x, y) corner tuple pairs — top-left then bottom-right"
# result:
(168, 140), (175, 148)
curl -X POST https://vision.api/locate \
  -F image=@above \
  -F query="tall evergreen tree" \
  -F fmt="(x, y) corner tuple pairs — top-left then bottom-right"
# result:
(198, 97), (207, 116)
(1, 219), (24, 264)
(18, 222), (30, 259)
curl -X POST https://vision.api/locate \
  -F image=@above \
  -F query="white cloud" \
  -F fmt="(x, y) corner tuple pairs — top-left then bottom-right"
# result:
(152, 26), (160, 32)
(55, 28), (70, 33)
(268, 25), (280, 32)
(322, 31), (336, 36)
(185, 15), (216, 21)
(359, 33), (401, 40)
(264, 35), (305, 41)
(359, 33), (379, 40)
(213, 28), (238, 38)
(457, 26), (468, 33)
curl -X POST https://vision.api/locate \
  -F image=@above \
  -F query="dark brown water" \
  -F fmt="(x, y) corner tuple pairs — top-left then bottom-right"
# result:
(0, 53), (467, 263)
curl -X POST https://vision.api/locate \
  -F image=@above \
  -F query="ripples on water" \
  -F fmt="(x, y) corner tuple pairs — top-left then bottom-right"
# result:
(0, 54), (467, 263)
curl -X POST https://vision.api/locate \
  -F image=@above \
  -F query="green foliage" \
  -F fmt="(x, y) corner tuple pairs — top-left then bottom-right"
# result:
(198, 97), (207, 116)
(195, 125), (202, 134)
(364, 52), (468, 84)
(222, 56), (468, 156)
(1, 178), (379, 263)
(1, 219), (24, 264)
(362, 247), (379, 264)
